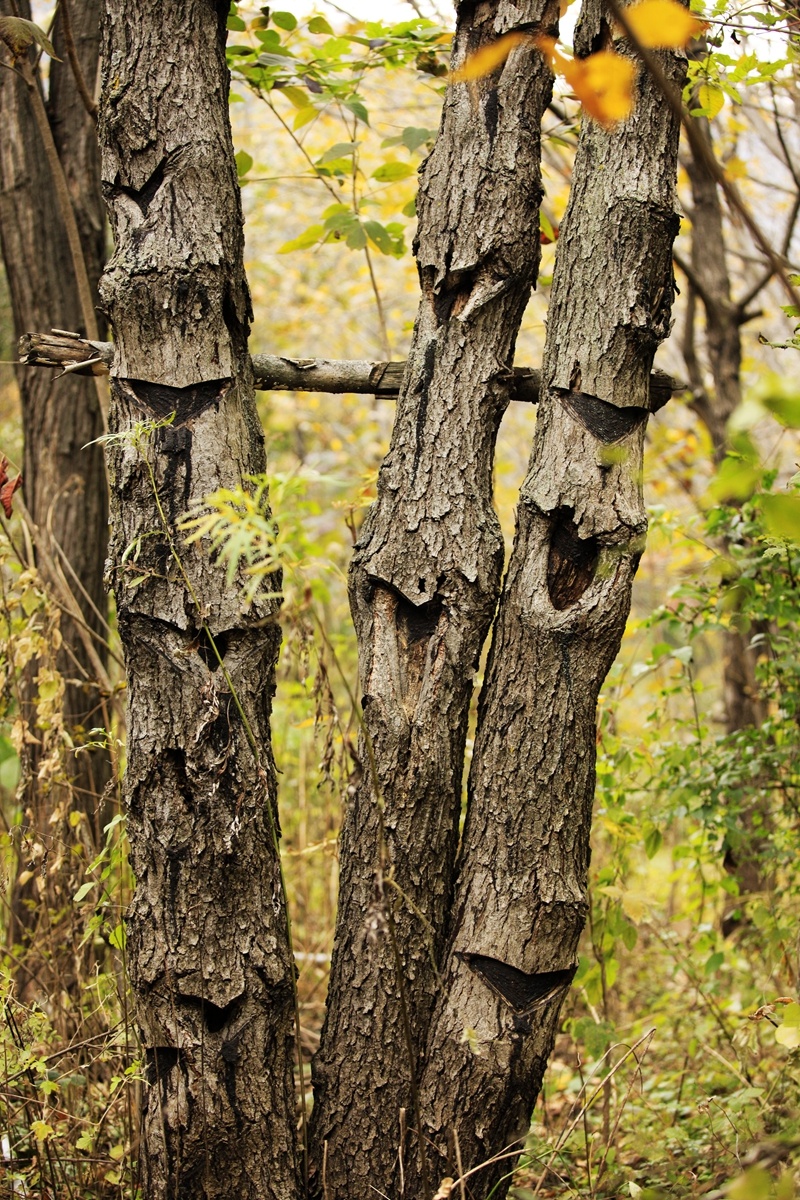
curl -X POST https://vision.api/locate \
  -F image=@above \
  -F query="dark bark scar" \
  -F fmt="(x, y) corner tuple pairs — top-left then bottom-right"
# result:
(457, 952), (575, 1013)
(546, 507), (599, 610)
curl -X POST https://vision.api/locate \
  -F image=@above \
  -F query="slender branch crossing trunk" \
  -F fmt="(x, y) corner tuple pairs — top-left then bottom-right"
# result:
(407, 7), (685, 1195)
(309, 4), (558, 1196)
(99, 3), (298, 1195)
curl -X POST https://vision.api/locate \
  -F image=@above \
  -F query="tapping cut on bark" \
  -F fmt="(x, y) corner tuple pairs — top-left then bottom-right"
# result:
(546, 507), (600, 610)
(125, 377), (232, 425)
(407, 1), (687, 1193)
(308, 2), (560, 1196)
(457, 954), (576, 1013)
(558, 388), (650, 442)
(99, 2), (299, 1196)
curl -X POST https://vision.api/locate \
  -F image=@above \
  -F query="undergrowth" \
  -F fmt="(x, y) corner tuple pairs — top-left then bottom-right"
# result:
(1, 459), (799, 1198)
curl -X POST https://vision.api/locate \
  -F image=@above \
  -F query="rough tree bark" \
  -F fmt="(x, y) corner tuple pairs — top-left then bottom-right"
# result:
(99, 3), (298, 1195)
(404, 7), (685, 1196)
(0, 0), (109, 869)
(308, 5), (558, 1197)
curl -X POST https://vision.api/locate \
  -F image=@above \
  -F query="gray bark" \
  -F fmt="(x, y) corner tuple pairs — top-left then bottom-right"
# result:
(309, 3), (558, 1197)
(99, 3), (298, 1196)
(0, 0), (109, 860)
(408, 11), (686, 1197)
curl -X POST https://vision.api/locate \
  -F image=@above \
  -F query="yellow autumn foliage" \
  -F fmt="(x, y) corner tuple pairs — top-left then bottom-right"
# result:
(624, 0), (707, 49)
(538, 36), (636, 127)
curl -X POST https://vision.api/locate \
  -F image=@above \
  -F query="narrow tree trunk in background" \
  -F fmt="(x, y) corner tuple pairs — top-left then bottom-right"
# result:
(683, 121), (766, 734)
(409, 8), (685, 1196)
(99, 3), (298, 1195)
(309, 4), (557, 1196)
(0, 0), (109, 872)
(682, 120), (770, 927)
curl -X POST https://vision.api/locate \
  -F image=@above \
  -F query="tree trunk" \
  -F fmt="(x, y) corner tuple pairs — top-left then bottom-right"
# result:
(408, 8), (685, 1196)
(309, 4), (557, 1197)
(99, 3), (298, 1196)
(0, 0), (109, 858)
(681, 117), (771, 929)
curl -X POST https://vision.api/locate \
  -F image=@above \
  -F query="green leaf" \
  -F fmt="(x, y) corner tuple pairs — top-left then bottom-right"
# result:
(280, 84), (309, 108)
(697, 83), (724, 117)
(272, 11), (297, 30)
(108, 922), (127, 950)
(226, 13), (246, 30)
(345, 224), (367, 249)
(728, 1168), (773, 1200)
(704, 950), (725, 975)
(402, 126), (434, 153)
(308, 15), (334, 34)
(762, 494), (800, 543)
(643, 823), (662, 859)
(293, 105), (318, 130)
(30, 1120), (55, 1142)
(278, 224), (324, 253)
(235, 150), (253, 178)
(761, 388), (800, 428)
(709, 455), (762, 502)
(540, 210), (555, 242)
(0, 15), (61, 60)
(317, 142), (358, 165)
(775, 1001), (800, 1048)
(74, 881), (96, 903)
(372, 161), (415, 182)
(364, 220), (395, 254)
(343, 97), (370, 125)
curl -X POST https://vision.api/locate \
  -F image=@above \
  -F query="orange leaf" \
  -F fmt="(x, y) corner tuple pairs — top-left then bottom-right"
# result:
(451, 32), (528, 82)
(0, 473), (22, 518)
(624, 0), (707, 49)
(537, 37), (635, 128)
(568, 50), (637, 126)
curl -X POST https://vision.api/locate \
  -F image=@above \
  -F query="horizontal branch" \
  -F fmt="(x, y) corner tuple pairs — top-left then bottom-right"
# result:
(18, 330), (679, 411)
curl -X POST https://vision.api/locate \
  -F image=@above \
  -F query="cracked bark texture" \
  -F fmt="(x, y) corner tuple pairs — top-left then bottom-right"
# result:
(99, 3), (298, 1196)
(309, 3), (558, 1197)
(408, 13), (685, 1198)
(0, 0), (109, 859)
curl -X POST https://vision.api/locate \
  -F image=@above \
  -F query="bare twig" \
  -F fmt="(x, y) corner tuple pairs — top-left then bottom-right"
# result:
(58, 0), (98, 119)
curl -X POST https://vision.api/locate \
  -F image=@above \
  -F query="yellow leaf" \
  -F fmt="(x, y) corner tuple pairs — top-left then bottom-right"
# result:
(624, 0), (707, 50)
(538, 38), (635, 127)
(725, 155), (747, 180)
(621, 890), (649, 923)
(698, 83), (724, 117)
(452, 32), (528, 82)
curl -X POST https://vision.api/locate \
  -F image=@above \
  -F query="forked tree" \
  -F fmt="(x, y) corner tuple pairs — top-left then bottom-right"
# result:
(32, 0), (685, 1196)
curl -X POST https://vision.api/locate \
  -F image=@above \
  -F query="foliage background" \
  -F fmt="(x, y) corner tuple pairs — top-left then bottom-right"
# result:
(2, 1), (800, 1196)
